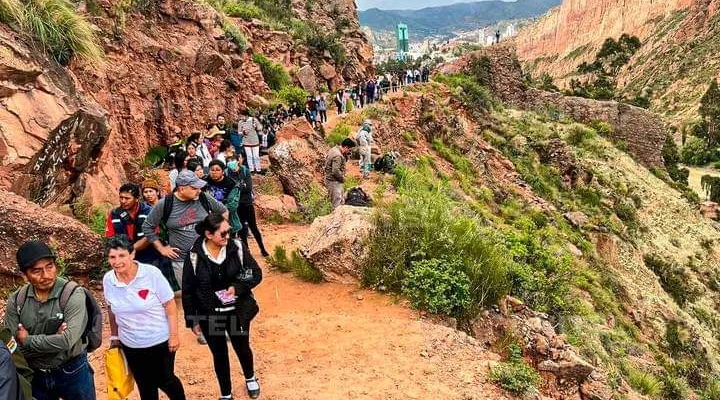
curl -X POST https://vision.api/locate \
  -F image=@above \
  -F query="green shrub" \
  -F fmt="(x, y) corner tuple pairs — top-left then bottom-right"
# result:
(681, 136), (720, 165)
(588, 119), (613, 136)
(703, 377), (720, 400)
(504, 221), (574, 316)
(643, 253), (700, 306)
(276, 85), (309, 107)
(662, 375), (691, 400)
(362, 165), (511, 317)
(144, 146), (167, 167)
(489, 354), (541, 397)
(223, 1), (263, 19)
(252, 53), (290, 91)
(90, 208), (106, 235)
(566, 124), (597, 146)
(222, 19), (248, 51)
(326, 123), (350, 145)
(625, 365), (663, 397)
(20, 0), (103, 64)
(295, 184), (332, 224)
(0, 0), (23, 26)
(401, 258), (471, 317)
(613, 198), (638, 229)
(268, 246), (323, 283)
(433, 73), (496, 113)
(431, 139), (474, 177)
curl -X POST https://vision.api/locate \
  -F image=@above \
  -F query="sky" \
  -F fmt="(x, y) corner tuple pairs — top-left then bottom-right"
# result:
(356, 0), (503, 11)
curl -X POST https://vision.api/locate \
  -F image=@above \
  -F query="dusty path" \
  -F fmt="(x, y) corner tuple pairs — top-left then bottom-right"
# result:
(89, 224), (507, 400)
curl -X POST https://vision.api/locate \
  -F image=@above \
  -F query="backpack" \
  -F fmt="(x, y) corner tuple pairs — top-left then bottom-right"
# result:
(159, 192), (212, 242)
(345, 187), (372, 207)
(0, 328), (32, 400)
(374, 152), (398, 174)
(15, 281), (103, 353)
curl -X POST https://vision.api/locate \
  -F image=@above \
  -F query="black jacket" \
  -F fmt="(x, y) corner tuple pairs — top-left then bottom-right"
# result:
(181, 238), (262, 328)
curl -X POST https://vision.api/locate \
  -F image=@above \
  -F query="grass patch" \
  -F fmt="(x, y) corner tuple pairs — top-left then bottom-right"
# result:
(326, 123), (351, 145)
(295, 184), (332, 224)
(252, 53), (290, 91)
(489, 343), (541, 396)
(643, 253), (701, 307)
(268, 246), (323, 283)
(624, 364), (664, 397)
(4, 0), (103, 64)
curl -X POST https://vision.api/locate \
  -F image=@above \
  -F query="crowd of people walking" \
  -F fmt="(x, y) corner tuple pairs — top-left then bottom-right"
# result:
(0, 67), (418, 398)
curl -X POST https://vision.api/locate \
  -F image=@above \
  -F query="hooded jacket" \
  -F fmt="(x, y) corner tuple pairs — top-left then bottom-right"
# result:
(181, 238), (262, 328)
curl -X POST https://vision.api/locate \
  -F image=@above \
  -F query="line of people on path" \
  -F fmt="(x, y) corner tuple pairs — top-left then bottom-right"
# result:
(1, 111), (276, 400)
(3, 212), (264, 399)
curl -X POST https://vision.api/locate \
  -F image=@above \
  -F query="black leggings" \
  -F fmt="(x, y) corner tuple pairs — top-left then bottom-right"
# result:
(319, 110), (327, 122)
(199, 313), (254, 396)
(122, 341), (186, 400)
(238, 204), (267, 253)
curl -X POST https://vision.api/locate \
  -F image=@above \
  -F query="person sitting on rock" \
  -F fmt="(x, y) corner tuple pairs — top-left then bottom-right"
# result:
(324, 138), (356, 209)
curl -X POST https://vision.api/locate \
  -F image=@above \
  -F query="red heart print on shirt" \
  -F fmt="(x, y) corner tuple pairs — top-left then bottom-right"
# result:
(138, 289), (149, 300)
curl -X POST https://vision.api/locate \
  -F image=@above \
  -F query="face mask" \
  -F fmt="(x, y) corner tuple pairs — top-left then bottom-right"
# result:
(227, 161), (239, 171)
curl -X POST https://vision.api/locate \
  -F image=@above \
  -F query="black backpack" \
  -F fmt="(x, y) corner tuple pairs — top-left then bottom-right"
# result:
(374, 153), (398, 174)
(15, 281), (103, 353)
(345, 187), (372, 207)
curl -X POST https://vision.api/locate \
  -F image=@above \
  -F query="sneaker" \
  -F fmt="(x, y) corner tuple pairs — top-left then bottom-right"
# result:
(246, 376), (260, 399)
(197, 333), (207, 345)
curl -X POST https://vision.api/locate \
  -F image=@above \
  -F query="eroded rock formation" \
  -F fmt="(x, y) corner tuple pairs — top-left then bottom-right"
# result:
(440, 46), (668, 168)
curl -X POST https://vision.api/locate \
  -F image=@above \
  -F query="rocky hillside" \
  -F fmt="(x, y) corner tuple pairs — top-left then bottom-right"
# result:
(0, 0), (372, 212)
(514, 0), (720, 120)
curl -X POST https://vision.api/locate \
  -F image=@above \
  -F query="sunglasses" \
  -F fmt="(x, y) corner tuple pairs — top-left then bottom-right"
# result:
(218, 230), (230, 238)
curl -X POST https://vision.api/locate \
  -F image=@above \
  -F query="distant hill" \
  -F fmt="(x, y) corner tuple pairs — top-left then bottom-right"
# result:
(359, 0), (561, 38)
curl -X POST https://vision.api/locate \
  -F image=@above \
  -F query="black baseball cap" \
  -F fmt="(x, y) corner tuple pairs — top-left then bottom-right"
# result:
(16, 240), (56, 272)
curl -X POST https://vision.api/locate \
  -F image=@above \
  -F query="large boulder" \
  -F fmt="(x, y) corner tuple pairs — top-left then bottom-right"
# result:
(296, 65), (318, 92)
(0, 190), (104, 284)
(268, 138), (320, 197)
(299, 205), (374, 283)
(254, 194), (299, 220)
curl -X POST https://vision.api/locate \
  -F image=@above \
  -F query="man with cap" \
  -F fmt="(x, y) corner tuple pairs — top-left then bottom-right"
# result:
(356, 120), (374, 179)
(142, 170), (228, 292)
(106, 182), (162, 267)
(4, 240), (96, 400)
(324, 138), (356, 209)
(143, 171), (228, 345)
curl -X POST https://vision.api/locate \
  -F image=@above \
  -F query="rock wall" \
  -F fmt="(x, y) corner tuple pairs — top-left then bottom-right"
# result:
(441, 46), (666, 168)
(0, 25), (110, 206)
(0, 190), (103, 284)
(514, 0), (693, 81)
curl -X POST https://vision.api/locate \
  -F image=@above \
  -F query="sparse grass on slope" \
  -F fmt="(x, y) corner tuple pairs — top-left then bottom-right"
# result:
(1, 0), (103, 64)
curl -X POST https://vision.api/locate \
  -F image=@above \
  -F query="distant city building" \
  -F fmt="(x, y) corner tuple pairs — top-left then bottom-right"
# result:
(396, 23), (409, 57)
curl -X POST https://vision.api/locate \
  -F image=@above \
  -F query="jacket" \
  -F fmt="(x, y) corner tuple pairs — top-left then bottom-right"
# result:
(324, 146), (346, 184)
(181, 238), (262, 328)
(107, 203), (160, 264)
(356, 128), (373, 147)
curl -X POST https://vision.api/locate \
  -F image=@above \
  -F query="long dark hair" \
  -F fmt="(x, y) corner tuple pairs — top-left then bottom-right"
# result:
(174, 150), (188, 172)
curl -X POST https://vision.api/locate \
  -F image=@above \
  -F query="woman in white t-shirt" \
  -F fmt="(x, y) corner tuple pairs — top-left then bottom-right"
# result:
(103, 235), (186, 400)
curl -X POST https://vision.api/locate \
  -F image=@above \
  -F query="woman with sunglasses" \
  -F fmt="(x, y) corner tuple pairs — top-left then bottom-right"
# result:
(181, 214), (262, 400)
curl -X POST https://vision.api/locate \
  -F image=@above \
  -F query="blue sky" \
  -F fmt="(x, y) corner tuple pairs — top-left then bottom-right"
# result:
(357, 0), (498, 10)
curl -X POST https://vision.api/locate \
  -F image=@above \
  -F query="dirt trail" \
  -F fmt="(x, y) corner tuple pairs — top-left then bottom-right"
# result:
(89, 97), (508, 399)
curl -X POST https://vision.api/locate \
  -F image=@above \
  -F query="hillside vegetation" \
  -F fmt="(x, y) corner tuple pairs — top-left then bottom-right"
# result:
(337, 67), (720, 398)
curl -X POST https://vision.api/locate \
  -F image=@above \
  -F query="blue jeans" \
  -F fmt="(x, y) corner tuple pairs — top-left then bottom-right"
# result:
(32, 353), (96, 400)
